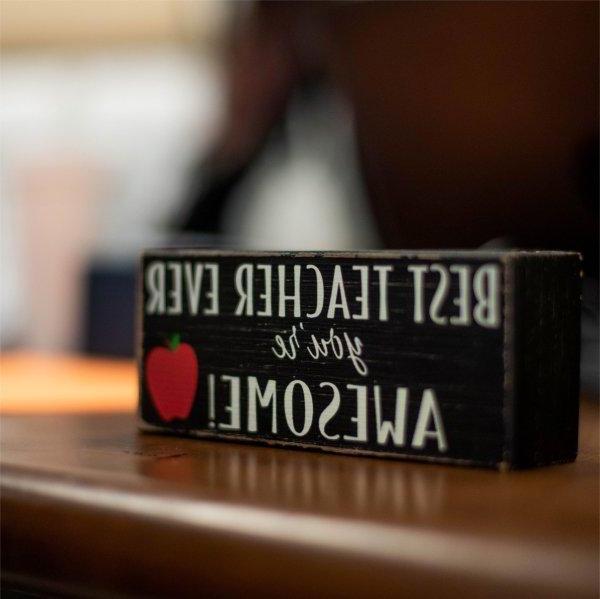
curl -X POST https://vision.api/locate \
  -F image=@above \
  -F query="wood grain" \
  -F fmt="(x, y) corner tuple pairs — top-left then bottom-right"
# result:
(1, 400), (598, 598)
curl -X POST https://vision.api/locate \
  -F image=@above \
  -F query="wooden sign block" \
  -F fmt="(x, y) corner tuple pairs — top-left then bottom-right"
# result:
(138, 250), (581, 469)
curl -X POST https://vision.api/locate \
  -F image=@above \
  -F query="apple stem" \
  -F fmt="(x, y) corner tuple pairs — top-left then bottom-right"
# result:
(168, 333), (181, 351)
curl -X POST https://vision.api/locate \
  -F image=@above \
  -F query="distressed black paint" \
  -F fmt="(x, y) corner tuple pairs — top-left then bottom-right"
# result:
(138, 250), (580, 469)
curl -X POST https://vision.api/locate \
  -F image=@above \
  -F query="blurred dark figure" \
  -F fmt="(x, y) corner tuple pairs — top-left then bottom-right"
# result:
(182, 1), (598, 277)
(180, 1), (599, 392)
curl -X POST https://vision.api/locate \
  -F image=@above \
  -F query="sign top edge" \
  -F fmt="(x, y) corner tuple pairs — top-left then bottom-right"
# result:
(140, 248), (581, 259)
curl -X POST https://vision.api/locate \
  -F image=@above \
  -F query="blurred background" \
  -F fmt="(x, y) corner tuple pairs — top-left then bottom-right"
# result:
(0, 1), (598, 391)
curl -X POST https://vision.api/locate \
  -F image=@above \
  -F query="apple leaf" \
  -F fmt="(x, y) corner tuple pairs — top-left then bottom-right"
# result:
(168, 333), (181, 351)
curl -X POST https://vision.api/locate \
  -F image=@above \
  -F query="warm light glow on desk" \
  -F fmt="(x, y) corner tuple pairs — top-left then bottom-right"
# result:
(0, 353), (137, 413)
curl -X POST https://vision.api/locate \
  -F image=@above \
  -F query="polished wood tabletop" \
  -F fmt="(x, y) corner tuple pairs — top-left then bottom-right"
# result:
(1, 354), (598, 598)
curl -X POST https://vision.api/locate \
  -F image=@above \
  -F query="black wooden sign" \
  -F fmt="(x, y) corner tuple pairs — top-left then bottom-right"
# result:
(138, 250), (581, 469)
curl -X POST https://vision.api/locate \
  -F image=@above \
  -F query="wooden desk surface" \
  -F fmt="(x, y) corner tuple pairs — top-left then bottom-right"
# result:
(1, 354), (598, 598)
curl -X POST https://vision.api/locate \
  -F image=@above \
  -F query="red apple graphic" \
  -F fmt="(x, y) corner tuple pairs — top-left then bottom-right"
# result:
(145, 334), (198, 422)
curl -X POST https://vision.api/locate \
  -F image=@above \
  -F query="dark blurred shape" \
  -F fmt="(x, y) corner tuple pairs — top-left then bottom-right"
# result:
(182, 161), (253, 233)
(182, 1), (598, 276)
(328, 1), (599, 273)
(180, 1), (326, 233)
(82, 262), (136, 357)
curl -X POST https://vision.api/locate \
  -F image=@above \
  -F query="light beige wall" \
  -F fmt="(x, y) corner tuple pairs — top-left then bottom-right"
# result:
(0, 0), (226, 50)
